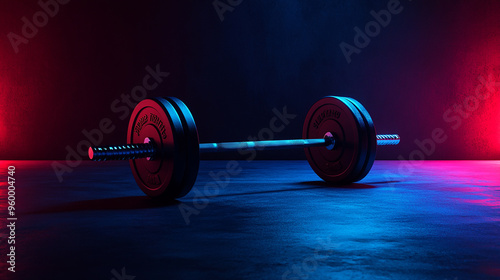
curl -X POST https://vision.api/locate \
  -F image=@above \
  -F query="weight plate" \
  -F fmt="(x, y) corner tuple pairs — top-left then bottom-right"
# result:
(127, 98), (187, 199)
(303, 96), (368, 184)
(334, 96), (368, 183)
(165, 97), (200, 198)
(343, 97), (377, 182)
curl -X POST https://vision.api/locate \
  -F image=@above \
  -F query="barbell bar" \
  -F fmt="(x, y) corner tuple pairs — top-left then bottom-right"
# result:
(89, 134), (399, 160)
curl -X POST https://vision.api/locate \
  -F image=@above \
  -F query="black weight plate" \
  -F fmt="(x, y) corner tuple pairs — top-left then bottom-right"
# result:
(343, 97), (377, 182)
(127, 98), (187, 199)
(165, 97), (200, 198)
(303, 96), (368, 184)
(336, 96), (370, 183)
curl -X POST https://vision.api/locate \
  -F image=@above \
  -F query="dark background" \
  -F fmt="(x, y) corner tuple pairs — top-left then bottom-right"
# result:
(1, 0), (499, 161)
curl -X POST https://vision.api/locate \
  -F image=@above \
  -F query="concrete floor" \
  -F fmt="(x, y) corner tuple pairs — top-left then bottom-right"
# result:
(1, 160), (499, 279)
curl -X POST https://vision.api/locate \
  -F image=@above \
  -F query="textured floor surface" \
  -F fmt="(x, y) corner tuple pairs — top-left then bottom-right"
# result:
(0, 160), (499, 279)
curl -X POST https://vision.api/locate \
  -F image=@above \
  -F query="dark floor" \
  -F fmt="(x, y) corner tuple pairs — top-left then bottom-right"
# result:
(1, 160), (500, 279)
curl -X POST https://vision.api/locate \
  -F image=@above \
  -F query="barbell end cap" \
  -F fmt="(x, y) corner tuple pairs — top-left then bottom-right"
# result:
(88, 147), (94, 160)
(376, 134), (400, 145)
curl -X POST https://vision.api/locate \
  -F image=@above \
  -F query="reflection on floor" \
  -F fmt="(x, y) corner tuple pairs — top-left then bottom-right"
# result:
(0, 160), (499, 279)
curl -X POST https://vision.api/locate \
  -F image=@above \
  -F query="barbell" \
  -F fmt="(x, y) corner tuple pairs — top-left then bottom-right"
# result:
(88, 96), (399, 200)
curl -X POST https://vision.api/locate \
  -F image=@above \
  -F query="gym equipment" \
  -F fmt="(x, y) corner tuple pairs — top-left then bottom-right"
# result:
(88, 96), (400, 200)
